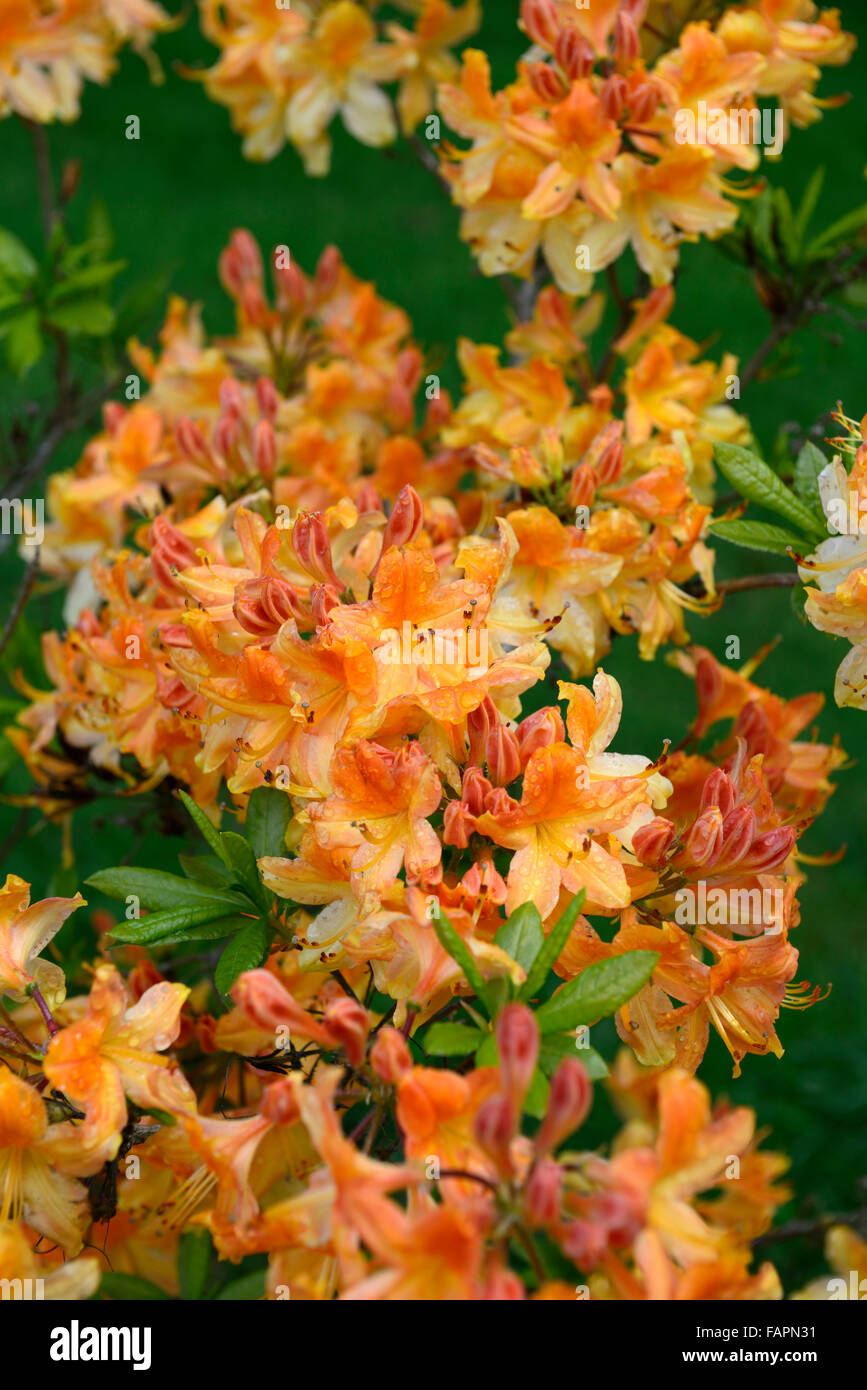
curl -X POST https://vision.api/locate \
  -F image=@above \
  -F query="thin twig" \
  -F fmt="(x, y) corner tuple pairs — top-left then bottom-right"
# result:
(0, 547), (40, 659)
(716, 571), (799, 595)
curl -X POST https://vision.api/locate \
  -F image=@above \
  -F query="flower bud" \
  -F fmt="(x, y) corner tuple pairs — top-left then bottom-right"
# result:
(381, 484), (423, 553)
(219, 377), (246, 417)
(516, 707), (565, 764)
(521, 0), (558, 51)
(555, 28), (594, 81)
(485, 721), (522, 787)
(497, 1004), (540, 1111)
(310, 583), (341, 626)
(720, 804), (757, 866)
(150, 515), (198, 594)
(253, 419), (278, 479)
(527, 61), (568, 104)
(614, 11), (640, 66)
(462, 764), (493, 816)
(600, 74), (628, 122)
(699, 768), (736, 818)
(629, 81), (659, 125)
(255, 376), (280, 420)
(467, 696), (496, 766)
(291, 512), (341, 587)
(323, 996), (369, 1068)
(741, 826), (797, 873)
(261, 1076), (299, 1126)
(535, 1058), (592, 1154)
(474, 1094), (515, 1172)
(632, 815), (676, 868)
(370, 1026), (413, 1085)
(686, 807), (724, 867)
(315, 245), (341, 295)
(234, 576), (303, 637)
(443, 799), (476, 849)
(525, 1158), (563, 1226)
(175, 416), (210, 463)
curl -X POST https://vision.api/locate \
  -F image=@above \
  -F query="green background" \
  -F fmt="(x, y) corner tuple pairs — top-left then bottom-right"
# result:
(2, 2), (866, 1290)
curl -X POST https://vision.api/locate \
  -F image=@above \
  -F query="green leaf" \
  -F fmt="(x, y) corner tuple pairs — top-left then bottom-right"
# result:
(806, 203), (867, 259)
(177, 853), (233, 888)
(49, 260), (126, 299)
(220, 830), (269, 910)
(709, 518), (806, 557)
(215, 1269), (266, 1300)
(534, 951), (659, 1035)
(109, 905), (256, 946)
(538, 1033), (608, 1081)
(794, 167), (824, 243)
(713, 443), (825, 540)
(245, 786), (292, 860)
(772, 188), (798, 266)
(179, 1230), (212, 1301)
(842, 280), (867, 310)
(44, 298), (115, 335)
(494, 902), (543, 975)
(5, 309), (43, 377)
(430, 911), (493, 1013)
(0, 228), (38, 284)
(792, 440), (828, 520)
(98, 1273), (170, 1301)
(86, 866), (247, 913)
(474, 1033), (497, 1066)
(140, 915), (256, 947)
(422, 1022), (486, 1057)
(179, 791), (229, 866)
(519, 890), (586, 1002)
(214, 918), (269, 996)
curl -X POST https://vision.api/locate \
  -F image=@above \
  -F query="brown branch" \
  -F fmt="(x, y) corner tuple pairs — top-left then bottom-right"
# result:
(716, 571), (799, 595)
(0, 546), (40, 659)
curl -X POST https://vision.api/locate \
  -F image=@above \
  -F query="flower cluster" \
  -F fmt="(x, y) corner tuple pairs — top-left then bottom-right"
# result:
(798, 406), (867, 710)
(0, 0), (172, 123)
(437, 0), (854, 290)
(192, 0), (481, 171)
(0, 891), (791, 1300)
(16, 232), (749, 811)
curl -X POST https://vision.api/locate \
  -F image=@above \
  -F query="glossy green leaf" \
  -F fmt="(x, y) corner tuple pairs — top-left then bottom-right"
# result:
(519, 890), (586, 1002)
(534, 951), (659, 1035)
(494, 902), (543, 975)
(714, 443), (825, 540)
(422, 1022), (486, 1056)
(709, 518), (806, 557)
(214, 917), (270, 996)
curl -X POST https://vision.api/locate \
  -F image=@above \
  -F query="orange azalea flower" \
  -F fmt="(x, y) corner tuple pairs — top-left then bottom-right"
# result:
(43, 963), (196, 1175)
(0, 1068), (91, 1254)
(303, 740), (443, 908)
(0, 874), (84, 1008)
(0, 1221), (99, 1300)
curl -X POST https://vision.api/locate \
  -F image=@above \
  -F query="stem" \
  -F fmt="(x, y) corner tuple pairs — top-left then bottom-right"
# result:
(717, 572), (799, 595)
(0, 547), (40, 660)
(29, 985), (59, 1037)
(26, 119), (56, 246)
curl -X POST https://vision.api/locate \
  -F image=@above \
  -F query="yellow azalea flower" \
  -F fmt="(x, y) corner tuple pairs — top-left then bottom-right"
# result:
(0, 1069), (91, 1254)
(0, 1221), (99, 1300)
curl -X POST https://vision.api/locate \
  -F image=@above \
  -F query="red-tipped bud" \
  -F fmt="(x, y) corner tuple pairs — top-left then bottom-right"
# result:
(381, 484), (423, 553)
(241, 280), (269, 328)
(356, 482), (383, 514)
(686, 807), (724, 867)
(527, 61), (569, 103)
(256, 376), (280, 420)
(695, 651), (725, 722)
(310, 583), (341, 626)
(555, 28), (594, 81)
(261, 1077), (299, 1127)
(486, 721), (522, 787)
(497, 1004), (540, 1112)
(253, 419), (278, 479)
(700, 768), (737, 818)
(474, 1094), (515, 1171)
(595, 436), (624, 486)
(291, 512), (341, 587)
(560, 1218), (608, 1267)
(315, 244), (341, 295)
(443, 799), (476, 850)
(525, 1158), (563, 1226)
(231, 228), (264, 282)
(632, 815), (676, 868)
(569, 462), (597, 509)
(741, 826), (797, 873)
(521, 0), (559, 51)
(175, 416), (210, 463)
(103, 401), (126, 434)
(274, 260), (307, 313)
(234, 576), (303, 637)
(219, 377), (245, 416)
(467, 696), (496, 766)
(462, 765), (493, 816)
(150, 516), (198, 593)
(231, 969), (330, 1047)
(214, 411), (241, 461)
(614, 10), (640, 66)
(600, 74), (628, 121)
(535, 1058), (592, 1155)
(370, 1026), (413, 1085)
(323, 996), (369, 1068)
(480, 1266), (526, 1300)
(516, 707), (565, 764)
(720, 805), (757, 866)
(629, 81), (659, 124)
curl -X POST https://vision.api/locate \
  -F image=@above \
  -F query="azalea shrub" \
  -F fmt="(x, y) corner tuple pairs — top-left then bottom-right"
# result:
(1, 0), (867, 1305)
